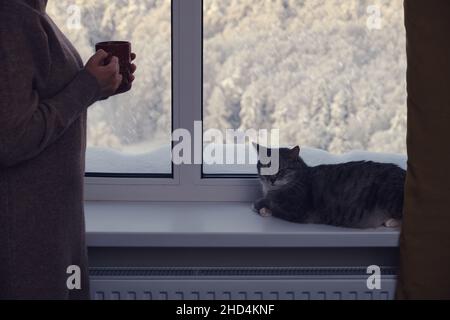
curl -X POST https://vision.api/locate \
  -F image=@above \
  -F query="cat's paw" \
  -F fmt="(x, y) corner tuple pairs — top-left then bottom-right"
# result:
(259, 207), (273, 217)
(384, 218), (401, 228)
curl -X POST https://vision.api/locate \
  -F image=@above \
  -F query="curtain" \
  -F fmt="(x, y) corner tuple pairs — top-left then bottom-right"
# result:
(397, 0), (450, 299)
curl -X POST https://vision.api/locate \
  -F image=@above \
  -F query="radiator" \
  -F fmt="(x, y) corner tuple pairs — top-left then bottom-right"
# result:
(89, 267), (397, 300)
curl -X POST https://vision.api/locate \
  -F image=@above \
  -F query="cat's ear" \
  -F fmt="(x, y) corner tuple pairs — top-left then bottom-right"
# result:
(289, 146), (300, 160)
(252, 143), (270, 155)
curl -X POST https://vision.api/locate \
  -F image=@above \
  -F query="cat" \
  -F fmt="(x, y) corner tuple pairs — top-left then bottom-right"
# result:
(253, 144), (405, 229)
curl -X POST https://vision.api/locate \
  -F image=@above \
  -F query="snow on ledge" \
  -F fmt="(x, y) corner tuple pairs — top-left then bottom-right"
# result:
(86, 144), (407, 174)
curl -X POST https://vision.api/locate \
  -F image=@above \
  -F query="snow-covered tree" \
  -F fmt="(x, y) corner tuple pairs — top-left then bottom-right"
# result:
(48, 0), (406, 157)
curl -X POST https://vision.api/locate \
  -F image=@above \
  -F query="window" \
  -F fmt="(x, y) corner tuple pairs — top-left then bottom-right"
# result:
(203, 0), (406, 175)
(47, 0), (406, 202)
(47, 0), (172, 176)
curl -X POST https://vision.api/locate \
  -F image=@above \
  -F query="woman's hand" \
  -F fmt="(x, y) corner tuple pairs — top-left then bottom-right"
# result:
(119, 53), (137, 94)
(85, 49), (123, 98)
(129, 53), (137, 84)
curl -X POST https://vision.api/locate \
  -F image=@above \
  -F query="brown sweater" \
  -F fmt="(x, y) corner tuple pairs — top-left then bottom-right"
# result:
(0, 0), (101, 299)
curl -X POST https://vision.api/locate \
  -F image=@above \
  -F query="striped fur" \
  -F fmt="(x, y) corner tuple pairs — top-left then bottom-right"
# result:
(254, 146), (405, 228)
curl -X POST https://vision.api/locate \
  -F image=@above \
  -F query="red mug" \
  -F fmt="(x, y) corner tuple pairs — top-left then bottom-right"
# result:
(95, 41), (132, 94)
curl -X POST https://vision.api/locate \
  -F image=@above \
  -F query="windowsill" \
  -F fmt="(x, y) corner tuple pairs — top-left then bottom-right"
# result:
(85, 201), (400, 248)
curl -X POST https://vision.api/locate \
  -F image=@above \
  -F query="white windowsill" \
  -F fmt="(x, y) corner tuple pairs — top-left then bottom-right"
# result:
(85, 201), (400, 248)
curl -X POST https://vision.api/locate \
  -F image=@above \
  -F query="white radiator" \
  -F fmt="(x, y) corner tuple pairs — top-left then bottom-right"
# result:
(89, 267), (397, 300)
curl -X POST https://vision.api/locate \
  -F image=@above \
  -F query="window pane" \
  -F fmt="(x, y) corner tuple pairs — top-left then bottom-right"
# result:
(48, 0), (172, 175)
(203, 0), (406, 175)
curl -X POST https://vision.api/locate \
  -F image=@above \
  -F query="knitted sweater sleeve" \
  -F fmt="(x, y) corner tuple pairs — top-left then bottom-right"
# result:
(0, 11), (100, 168)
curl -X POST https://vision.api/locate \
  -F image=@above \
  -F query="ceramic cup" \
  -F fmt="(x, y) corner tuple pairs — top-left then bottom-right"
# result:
(95, 41), (132, 94)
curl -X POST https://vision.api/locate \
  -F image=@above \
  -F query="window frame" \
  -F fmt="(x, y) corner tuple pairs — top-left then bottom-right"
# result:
(85, 0), (261, 202)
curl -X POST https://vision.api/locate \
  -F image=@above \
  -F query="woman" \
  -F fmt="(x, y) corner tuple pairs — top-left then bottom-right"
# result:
(0, 0), (136, 299)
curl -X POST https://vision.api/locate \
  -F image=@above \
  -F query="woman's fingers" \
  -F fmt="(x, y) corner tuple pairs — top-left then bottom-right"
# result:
(130, 63), (137, 74)
(128, 63), (137, 82)
(129, 54), (137, 84)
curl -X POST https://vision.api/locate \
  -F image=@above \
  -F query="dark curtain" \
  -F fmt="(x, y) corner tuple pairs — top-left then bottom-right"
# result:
(397, 0), (450, 299)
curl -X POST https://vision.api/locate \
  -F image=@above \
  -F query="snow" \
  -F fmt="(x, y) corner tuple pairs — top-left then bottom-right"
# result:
(202, 144), (407, 174)
(203, 0), (407, 155)
(86, 144), (407, 174)
(86, 145), (172, 174)
(48, 0), (172, 173)
(48, 0), (407, 174)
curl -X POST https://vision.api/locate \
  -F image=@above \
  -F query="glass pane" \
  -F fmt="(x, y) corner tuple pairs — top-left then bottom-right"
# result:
(48, 0), (172, 174)
(203, 0), (406, 175)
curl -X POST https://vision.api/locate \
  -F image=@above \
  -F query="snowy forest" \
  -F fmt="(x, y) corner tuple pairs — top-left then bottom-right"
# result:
(47, 0), (407, 173)
(48, 0), (172, 154)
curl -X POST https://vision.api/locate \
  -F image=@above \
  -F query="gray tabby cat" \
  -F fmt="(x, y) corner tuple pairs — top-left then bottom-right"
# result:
(253, 144), (405, 228)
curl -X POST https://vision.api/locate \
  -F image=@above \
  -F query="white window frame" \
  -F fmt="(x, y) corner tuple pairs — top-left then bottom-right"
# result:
(85, 0), (261, 202)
